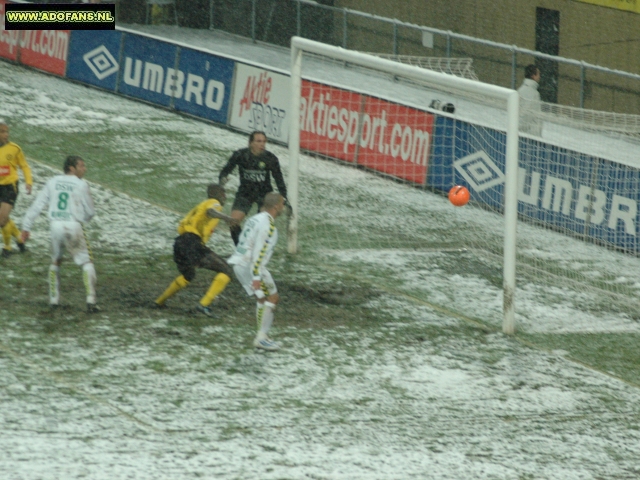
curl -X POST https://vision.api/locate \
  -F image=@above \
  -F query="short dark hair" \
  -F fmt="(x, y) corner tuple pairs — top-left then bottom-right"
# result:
(249, 131), (267, 144)
(207, 183), (225, 200)
(63, 155), (83, 173)
(524, 64), (539, 80)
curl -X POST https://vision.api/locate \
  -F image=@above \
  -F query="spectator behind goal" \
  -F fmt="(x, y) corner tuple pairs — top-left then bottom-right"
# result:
(517, 64), (542, 136)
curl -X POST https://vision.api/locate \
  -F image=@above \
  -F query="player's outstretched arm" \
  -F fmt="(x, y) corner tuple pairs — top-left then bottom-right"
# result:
(206, 208), (239, 226)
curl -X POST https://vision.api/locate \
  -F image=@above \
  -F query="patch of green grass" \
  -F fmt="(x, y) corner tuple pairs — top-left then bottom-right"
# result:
(9, 117), (231, 215)
(521, 332), (640, 387)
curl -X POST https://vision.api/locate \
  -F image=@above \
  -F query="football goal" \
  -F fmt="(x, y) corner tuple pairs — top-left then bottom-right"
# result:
(287, 37), (520, 334)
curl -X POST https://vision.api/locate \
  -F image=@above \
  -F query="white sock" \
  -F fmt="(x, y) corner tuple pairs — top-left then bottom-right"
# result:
(256, 302), (265, 337)
(49, 265), (60, 305)
(259, 301), (276, 337)
(82, 262), (97, 304)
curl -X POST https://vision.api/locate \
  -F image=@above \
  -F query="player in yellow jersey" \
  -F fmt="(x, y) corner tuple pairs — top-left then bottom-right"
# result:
(154, 183), (238, 316)
(0, 121), (32, 258)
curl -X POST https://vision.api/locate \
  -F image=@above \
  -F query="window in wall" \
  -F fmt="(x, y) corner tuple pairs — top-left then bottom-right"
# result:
(535, 7), (560, 103)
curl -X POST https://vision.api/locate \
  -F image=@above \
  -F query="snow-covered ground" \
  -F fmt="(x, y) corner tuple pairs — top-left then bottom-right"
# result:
(1, 27), (640, 480)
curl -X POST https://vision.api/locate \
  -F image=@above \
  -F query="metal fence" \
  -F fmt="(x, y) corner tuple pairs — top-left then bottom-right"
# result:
(124, 0), (640, 114)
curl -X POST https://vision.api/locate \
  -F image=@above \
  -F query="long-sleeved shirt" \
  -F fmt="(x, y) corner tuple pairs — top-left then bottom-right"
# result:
(219, 148), (287, 200)
(517, 78), (542, 136)
(22, 174), (94, 231)
(227, 211), (277, 280)
(0, 141), (32, 187)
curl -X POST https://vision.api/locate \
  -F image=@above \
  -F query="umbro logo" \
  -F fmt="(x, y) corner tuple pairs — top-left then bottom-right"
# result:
(453, 150), (505, 192)
(83, 45), (119, 80)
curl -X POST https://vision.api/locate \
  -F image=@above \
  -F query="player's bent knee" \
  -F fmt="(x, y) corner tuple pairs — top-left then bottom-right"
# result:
(182, 269), (196, 282)
(221, 264), (233, 277)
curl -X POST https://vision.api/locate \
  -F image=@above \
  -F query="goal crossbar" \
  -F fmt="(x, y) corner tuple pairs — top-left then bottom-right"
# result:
(287, 36), (520, 334)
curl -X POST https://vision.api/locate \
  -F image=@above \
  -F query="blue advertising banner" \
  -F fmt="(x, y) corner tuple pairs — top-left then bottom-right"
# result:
(173, 48), (234, 123)
(117, 34), (178, 107)
(427, 116), (640, 253)
(428, 116), (506, 211)
(519, 140), (640, 253)
(65, 30), (234, 123)
(66, 30), (122, 91)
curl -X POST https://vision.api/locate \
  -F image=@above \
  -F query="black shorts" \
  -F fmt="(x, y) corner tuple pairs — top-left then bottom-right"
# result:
(231, 191), (270, 214)
(173, 233), (232, 281)
(0, 183), (18, 206)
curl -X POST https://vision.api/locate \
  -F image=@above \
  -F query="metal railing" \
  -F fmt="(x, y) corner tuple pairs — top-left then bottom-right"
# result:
(132, 0), (640, 114)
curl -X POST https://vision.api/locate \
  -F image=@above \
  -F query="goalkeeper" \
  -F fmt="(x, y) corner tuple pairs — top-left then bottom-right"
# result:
(218, 131), (287, 245)
(154, 184), (238, 316)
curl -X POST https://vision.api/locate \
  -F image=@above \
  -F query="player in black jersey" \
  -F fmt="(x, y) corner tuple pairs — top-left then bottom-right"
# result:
(219, 131), (287, 245)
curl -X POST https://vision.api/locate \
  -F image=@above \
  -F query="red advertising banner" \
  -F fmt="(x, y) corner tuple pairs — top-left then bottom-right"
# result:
(358, 98), (434, 184)
(16, 29), (69, 75)
(0, 0), (69, 76)
(0, 0), (18, 60)
(300, 81), (363, 164)
(299, 80), (434, 185)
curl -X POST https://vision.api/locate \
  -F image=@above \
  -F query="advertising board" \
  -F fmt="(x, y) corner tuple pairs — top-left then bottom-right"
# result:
(299, 80), (433, 185)
(428, 116), (640, 252)
(229, 64), (290, 143)
(66, 30), (122, 91)
(0, 0), (68, 76)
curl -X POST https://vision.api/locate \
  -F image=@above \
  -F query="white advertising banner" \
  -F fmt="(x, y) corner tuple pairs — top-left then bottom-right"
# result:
(229, 63), (291, 143)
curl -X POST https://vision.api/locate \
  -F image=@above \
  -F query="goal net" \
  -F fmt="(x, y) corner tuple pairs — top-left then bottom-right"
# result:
(514, 99), (640, 319)
(288, 37), (520, 333)
(364, 54), (479, 81)
(287, 37), (640, 334)
(541, 101), (640, 140)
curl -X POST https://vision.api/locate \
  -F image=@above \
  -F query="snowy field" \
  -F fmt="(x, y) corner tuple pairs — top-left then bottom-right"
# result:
(2, 32), (640, 479)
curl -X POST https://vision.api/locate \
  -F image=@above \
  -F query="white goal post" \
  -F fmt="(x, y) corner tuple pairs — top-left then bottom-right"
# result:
(287, 36), (520, 334)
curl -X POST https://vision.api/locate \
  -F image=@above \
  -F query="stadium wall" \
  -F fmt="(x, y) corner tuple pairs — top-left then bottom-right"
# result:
(334, 0), (640, 114)
(1, 1), (639, 253)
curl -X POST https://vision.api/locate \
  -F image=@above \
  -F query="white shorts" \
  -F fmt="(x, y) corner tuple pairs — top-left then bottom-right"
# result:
(50, 221), (92, 265)
(233, 264), (277, 297)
